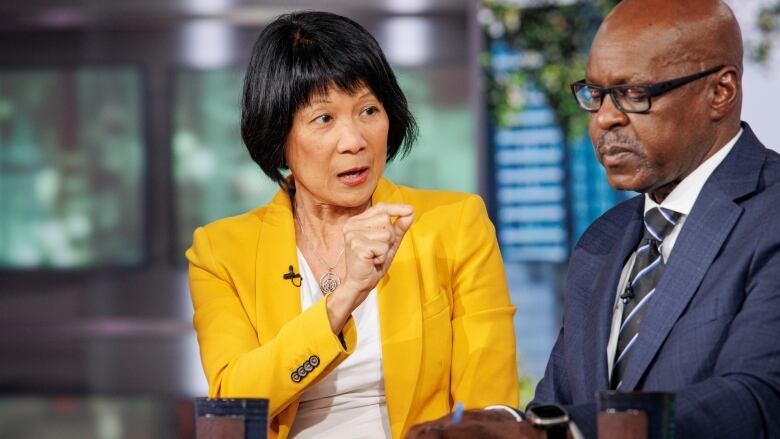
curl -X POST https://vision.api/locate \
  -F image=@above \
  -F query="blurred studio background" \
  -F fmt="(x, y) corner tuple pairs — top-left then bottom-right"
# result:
(1, 0), (778, 437)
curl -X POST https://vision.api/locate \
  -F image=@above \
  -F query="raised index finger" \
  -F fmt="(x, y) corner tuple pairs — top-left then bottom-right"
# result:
(368, 202), (414, 218)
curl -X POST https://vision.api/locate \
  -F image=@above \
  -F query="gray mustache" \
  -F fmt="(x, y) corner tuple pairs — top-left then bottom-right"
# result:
(597, 132), (642, 151)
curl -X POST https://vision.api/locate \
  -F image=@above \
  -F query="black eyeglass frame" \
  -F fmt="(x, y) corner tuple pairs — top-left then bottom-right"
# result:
(570, 64), (726, 113)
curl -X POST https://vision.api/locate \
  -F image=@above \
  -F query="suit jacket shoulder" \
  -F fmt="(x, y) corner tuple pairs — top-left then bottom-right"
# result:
(188, 205), (270, 283)
(575, 194), (643, 255)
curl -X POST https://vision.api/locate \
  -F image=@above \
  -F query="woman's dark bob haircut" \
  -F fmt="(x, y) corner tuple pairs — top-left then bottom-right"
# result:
(241, 11), (417, 188)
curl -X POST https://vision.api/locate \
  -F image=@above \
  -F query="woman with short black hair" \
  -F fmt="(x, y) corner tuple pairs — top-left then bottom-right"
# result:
(187, 11), (518, 439)
(241, 11), (416, 192)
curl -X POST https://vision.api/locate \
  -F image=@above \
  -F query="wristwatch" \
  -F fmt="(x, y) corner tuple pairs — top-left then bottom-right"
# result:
(525, 404), (569, 439)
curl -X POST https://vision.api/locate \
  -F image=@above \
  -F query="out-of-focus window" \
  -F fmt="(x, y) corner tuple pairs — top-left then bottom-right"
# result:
(385, 68), (476, 193)
(0, 67), (144, 269)
(0, 397), (191, 438)
(172, 68), (277, 256)
(172, 67), (475, 256)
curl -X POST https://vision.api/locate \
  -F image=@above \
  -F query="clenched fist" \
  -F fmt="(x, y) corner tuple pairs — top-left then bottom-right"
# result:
(326, 202), (414, 333)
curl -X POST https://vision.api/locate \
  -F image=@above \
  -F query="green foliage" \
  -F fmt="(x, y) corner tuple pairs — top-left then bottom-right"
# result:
(480, 0), (618, 142)
(481, 0), (780, 141)
(752, 2), (780, 64)
(518, 374), (537, 407)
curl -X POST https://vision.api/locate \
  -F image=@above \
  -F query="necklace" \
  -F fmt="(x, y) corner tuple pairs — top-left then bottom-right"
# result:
(294, 201), (345, 294)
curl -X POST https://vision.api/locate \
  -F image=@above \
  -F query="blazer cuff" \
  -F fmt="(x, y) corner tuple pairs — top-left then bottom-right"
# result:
(307, 296), (357, 355)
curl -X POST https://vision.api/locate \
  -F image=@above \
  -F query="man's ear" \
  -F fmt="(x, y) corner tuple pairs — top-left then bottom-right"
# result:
(709, 66), (740, 121)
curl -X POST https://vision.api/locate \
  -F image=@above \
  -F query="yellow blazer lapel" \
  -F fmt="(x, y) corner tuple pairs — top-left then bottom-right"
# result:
(254, 189), (302, 343)
(252, 189), (305, 435)
(373, 179), (424, 437)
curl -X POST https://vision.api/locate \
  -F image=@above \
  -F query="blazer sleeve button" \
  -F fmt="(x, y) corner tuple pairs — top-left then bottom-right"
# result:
(309, 355), (320, 367)
(297, 366), (307, 377)
(303, 361), (313, 372)
(291, 371), (301, 383)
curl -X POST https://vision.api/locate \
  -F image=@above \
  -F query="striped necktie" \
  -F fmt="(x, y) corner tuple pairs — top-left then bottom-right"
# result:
(611, 206), (682, 390)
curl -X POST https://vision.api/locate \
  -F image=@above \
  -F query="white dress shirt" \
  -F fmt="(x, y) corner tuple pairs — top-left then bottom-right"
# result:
(606, 129), (743, 378)
(288, 249), (392, 439)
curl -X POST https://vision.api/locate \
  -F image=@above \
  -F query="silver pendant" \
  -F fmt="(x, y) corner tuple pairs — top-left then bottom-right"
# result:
(319, 271), (340, 294)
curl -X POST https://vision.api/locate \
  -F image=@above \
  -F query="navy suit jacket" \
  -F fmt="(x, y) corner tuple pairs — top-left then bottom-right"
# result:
(531, 123), (780, 438)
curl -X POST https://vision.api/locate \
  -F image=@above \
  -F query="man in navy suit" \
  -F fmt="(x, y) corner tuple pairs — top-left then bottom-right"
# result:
(408, 0), (780, 438)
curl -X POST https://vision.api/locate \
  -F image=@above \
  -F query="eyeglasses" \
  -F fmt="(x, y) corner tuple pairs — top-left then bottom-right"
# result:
(570, 65), (725, 113)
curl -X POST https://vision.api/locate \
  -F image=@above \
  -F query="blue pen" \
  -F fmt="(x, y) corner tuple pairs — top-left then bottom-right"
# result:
(452, 402), (464, 424)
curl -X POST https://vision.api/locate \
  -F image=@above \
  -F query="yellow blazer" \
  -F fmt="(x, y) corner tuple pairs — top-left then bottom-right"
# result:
(186, 178), (518, 439)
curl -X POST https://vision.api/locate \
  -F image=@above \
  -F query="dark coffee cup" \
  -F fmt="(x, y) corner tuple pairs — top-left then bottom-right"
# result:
(596, 391), (674, 439)
(598, 409), (648, 439)
(194, 398), (268, 439)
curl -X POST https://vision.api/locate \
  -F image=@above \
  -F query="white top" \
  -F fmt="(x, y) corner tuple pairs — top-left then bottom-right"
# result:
(288, 249), (392, 439)
(606, 129), (743, 378)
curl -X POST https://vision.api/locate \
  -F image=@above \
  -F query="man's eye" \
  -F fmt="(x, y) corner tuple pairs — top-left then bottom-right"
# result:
(622, 87), (647, 101)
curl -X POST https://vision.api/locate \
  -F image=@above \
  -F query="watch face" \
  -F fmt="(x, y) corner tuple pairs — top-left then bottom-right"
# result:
(527, 404), (570, 427)
(531, 405), (567, 418)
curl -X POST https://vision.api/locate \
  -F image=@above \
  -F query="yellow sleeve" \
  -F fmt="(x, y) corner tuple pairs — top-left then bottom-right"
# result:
(186, 226), (357, 417)
(450, 195), (519, 409)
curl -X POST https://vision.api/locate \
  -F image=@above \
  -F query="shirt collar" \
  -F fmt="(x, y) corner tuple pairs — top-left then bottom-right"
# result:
(644, 128), (743, 216)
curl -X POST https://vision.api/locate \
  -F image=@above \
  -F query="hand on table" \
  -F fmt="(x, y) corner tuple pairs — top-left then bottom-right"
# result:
(405, 409), (548, 439)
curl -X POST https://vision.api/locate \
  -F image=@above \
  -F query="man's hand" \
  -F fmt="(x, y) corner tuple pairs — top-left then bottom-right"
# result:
(405, 409), (546, 439)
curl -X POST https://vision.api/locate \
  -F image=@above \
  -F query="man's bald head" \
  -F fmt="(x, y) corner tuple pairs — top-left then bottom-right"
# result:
(584, 0), (745, 200)
(595, 0), (743, 76)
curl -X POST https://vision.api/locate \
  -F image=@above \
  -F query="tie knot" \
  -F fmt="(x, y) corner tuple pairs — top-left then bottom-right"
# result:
(644, 207), (681, 242)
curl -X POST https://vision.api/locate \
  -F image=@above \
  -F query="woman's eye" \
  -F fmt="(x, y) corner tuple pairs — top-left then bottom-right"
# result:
(313, 114), (332, 124)
(362, 106), (379, 116)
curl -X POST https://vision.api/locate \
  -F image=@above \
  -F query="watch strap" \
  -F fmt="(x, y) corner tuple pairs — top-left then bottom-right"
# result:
(484, 405), (524, 422)
(546, 424), (567, 439)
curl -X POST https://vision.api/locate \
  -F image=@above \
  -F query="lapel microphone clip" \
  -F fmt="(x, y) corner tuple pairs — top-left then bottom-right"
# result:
(283, 265), (302, 287)
(620, 285), (634, 304)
